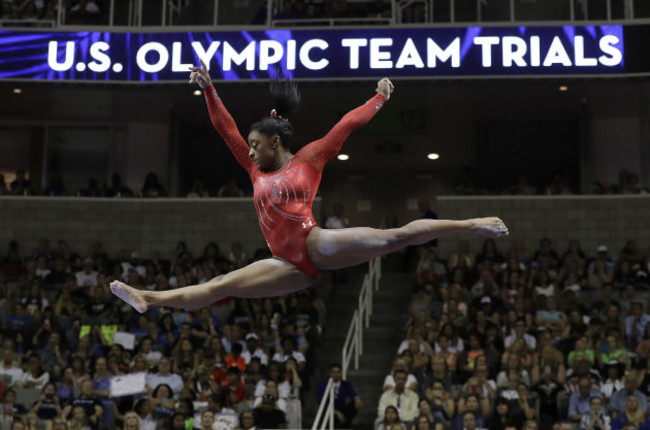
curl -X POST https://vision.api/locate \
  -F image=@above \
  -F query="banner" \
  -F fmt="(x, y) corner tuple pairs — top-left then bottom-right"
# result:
(0, 24), (642, 82)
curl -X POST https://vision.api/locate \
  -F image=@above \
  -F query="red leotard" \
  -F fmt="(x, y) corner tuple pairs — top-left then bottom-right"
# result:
(203, 86), (385, 278)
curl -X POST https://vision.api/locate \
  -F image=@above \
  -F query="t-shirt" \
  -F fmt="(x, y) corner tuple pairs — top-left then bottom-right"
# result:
(253, 407), (286, 428)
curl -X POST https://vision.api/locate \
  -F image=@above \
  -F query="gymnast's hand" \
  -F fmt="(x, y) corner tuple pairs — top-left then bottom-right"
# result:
(376, 77), (394, 101)
(188, 58), (212, 90)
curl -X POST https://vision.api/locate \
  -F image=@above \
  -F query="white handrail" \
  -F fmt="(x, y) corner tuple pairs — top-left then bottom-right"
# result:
(312, 256), (382, 430)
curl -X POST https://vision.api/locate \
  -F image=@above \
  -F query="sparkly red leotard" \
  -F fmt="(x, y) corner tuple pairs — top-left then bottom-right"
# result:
(203, 86), (385, 278)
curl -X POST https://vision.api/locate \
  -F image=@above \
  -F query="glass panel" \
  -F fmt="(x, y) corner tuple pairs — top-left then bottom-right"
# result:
(46, 126), (111, 196)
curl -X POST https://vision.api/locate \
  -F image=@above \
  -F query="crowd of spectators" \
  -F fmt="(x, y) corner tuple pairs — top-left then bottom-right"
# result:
(374, 236), (650, 430)
(0, 170), (253, 199)
(0, 0), (101, 25)
(0, 237), (328, 429)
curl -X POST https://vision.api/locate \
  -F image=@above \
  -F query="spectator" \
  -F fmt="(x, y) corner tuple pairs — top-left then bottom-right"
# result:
(609, 372), (648, 419)
(460, 410), (486, 430)
(611, 396), (650, 430)
(62, 380), (103, 428)
(0, 341), (23, 386)
(186, 179), (209, 197)
(17, 354), (49, 390)
(378, 405), (406, 430)
(75, 258), (98, 288)
(217, 178), (244, 197)
(625, 302), (650, 349)
(10, 169), (31, 195)
(378, 369), (419, 424)
(316, 363), (361, 428)
(30, 382), (62, 423)
(580, 396), (611, 430)
(325, 203), (350, 229)
(272, 336), (306, 370)
(145, 357), (183, 398)
(140, 172), (166, 198)
(568, 377), (602, 423)
(253, 388), (287, 429)
(242, 333), (268, 365)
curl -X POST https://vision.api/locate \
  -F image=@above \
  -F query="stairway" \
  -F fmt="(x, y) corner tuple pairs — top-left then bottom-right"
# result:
(303, 259), (413, 429)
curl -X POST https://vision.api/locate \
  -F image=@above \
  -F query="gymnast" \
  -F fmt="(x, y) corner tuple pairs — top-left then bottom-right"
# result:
(110, 60), (508, 313)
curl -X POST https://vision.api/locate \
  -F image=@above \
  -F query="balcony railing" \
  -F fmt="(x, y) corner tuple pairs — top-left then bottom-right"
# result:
(0, 0), (648, 29)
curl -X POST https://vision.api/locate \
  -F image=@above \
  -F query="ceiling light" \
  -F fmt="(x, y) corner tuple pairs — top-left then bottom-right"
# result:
(337, 154), (350, 161)
(427, 153), (440, 160)
(559, 85), (568, 91)
(193, 90), (202, 96)
(13, 88), (22, 94)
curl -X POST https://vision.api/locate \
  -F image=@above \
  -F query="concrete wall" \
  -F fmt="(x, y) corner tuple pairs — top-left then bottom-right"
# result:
(434, 195), (650, 258)
(0, 197), (321, 259)
(0, 195), (647, 262)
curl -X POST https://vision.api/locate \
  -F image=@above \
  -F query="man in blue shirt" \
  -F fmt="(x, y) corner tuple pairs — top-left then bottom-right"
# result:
(317, 363), (362, 429)
(609, 371), (648, 419)
(568, 377), (602, 422)
(625, 302), (650, 349)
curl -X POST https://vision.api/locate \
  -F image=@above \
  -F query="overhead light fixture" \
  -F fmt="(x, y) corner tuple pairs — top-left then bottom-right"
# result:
(559, 85), (568, 91)
(193, 90), (202, 96)
(427, 153), (440, 160)
(337, 154), (350, 161)
(13, 88), (22, 94)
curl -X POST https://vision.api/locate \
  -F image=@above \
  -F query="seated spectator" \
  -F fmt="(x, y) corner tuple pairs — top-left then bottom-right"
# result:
(453, 393), (488, 430)
(242, 333), (268, 366)
(497, 352), (531, 389)
(432, 334), (457, 373)
(2, 388), (28, 418)
(237, 410), (255, 430)
(254, 379), (286, 412)
(415, 247), (448, 288)
(75, 258), (98, 288)
(580, 396), (611, 430)
(625, 302), (650, 349)
(383, 359), (418, 393)
(316, 363), (361, 428)
(140, 172), (165, 198)
(145, 357), (183, 397)
(612, 396), (650, 430)
(423, 380), (454, 427)
(378, 405), (406, 430)
(459, 410), (486, 430)
(226, 342), (246, 371)
(505, 318), (537, 349)
(217, 179), (244, 197)
(568, 335), (598, 369)
(30, 382), (62, 423)
(150, 383), (175, 423)
(17, 354), (49, 390)
(223, 366), (248, 407)
(62, 380), (102, 428)
(66, 405), (92, 430)
(0, 341), (23, 386)
(411, 412), (442, 430)
(272, 336), (306, 371)
(253, 389), (287, 429)
(487, 397), (524, 430)
(133, 399), (155, 430)
(609, 371), (648, 419)
(228, 242), (249, 268)
(186, 179), (209, 198)
(568, 377), (602, 423)
(378, 369), (419, 424)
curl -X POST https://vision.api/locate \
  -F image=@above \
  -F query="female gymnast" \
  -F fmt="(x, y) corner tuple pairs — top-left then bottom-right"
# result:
(110, 60), (508, 313)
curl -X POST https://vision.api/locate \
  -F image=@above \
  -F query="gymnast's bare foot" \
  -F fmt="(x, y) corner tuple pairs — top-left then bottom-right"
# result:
(470, 217), (509, 237)
(110, 281), (148, 314)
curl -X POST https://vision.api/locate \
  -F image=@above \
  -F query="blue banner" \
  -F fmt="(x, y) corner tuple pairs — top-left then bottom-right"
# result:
(0, 25), (628, 82)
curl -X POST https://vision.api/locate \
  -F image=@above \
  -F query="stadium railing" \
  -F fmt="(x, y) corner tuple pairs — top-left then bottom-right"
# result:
(311, 256), (382, 430)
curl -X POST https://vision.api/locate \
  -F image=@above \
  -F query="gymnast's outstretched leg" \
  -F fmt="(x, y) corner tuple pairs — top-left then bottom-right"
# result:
(110, 258), (313, 313)
(306, 217), (508, 270)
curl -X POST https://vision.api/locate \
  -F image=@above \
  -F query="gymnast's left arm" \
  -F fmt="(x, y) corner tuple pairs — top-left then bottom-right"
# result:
(301, 78), (394, 165)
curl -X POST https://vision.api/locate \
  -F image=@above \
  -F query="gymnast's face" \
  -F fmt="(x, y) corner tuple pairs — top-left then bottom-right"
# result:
(248, 130), (279, 171)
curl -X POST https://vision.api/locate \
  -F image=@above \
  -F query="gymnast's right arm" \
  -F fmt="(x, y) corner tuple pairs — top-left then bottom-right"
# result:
(189, 59), (254, 172)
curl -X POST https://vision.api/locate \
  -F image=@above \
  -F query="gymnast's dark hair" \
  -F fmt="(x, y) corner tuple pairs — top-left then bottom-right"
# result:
(250, 79), (301, 150)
